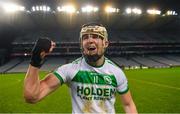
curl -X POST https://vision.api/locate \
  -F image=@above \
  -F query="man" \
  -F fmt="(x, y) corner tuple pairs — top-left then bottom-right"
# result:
(24, 23), (137, 113)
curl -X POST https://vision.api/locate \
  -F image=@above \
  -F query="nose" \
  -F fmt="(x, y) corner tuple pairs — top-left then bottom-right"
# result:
(87, 35), (94, 43)
(88, 37), (93, 42)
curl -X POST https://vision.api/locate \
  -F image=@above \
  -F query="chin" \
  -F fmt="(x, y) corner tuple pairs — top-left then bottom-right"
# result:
(83, 54), (102, 63)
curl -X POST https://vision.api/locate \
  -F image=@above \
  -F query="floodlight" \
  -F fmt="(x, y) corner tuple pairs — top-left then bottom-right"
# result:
(32, 6), (35, 11)
(126, 8), (132, 14)
(81, 5), (99, 13)
(147, 9), (161, 15)
(36, 6), (39, 11)
(167, 10), (178, 15)
(126, 7), (142, 14)
(19, 6), (25, 11)
(132, 8), (142, 14)
(57, 7), (61, 11)
(57, 5), (76, 13)
(42, 6), (46, 11)
(93, 7), (99, 12)
(40, 6), (43, 11)
(31, 5), (51, 12)
(46, 6), (50, 12)
(2, 2), (25, 13)
(105, 6), (119, 13)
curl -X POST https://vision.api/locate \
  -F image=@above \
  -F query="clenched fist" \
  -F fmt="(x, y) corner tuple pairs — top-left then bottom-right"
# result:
(30, 37), (55, 68)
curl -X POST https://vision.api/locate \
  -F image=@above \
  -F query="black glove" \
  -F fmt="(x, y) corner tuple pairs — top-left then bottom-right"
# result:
(30, 37), (51, 68)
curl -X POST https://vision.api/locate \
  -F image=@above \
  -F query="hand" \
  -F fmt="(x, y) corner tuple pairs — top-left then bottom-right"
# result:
(40, 40), (56, 58)
(30, 37), (56, 68)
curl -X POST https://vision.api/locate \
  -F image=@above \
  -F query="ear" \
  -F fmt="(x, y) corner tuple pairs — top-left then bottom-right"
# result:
(79, 38), (82, 50)
(104, 40), (109, 48)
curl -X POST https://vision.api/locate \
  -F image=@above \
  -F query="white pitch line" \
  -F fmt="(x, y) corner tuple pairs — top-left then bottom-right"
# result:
(129, 78), (180, 91)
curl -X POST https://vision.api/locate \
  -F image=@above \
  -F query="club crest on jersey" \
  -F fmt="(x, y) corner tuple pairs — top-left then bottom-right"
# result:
(104, 76), (112, 85)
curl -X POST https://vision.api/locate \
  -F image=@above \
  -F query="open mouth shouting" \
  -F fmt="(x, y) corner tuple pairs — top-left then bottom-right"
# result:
(88, 46), (96, 51)
(84, 45), (97, 55)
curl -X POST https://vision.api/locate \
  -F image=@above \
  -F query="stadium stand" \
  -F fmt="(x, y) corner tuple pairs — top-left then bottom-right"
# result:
(13, 30), (180, 43)
(164, 55), (180, 62)
(2, 29), (179, 73)
(3, 57), (77, 73)
(7, 59), (29, 73)
(0, 58), (22, 73)
(111, 57), (140, 67)
(41, 57), (66, 71)
(2, 55), (180, 73)
(132, 56), (169, 68)
(0, 6), (179, 73)
(148, 55), (180, 66)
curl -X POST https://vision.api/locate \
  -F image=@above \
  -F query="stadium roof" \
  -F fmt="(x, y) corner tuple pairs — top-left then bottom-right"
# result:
(28, 0), (180, 10)
(1, 0), (180, 11)
(0, 0), (179, 48)
(0, 0), (179, 31)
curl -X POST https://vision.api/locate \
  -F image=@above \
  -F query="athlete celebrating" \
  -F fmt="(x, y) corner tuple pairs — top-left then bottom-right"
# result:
(24, 23), (137, 113)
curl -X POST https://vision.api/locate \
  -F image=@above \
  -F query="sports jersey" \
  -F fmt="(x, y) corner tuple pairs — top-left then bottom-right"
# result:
(53, 57), (129, 114)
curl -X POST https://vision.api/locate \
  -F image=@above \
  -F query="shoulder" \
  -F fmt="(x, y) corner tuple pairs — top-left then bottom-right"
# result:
(105, 57), (122, 70)
(53, 57), (83, 83)
(56, 57), (83, 70)
(105, 57), (127, 81)
(71, 57), (83, 64)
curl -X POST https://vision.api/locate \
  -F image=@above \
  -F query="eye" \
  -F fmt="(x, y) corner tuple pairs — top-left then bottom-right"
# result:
(91, 34), (99, 39)
(82, 34), (89, 40)
(92, 34), (103, 40)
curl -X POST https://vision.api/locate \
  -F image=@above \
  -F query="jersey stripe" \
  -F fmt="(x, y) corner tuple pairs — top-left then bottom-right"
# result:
(53, 72), (64, 85)
(72, 70), (117, 87)
(117, 86), (129, 94)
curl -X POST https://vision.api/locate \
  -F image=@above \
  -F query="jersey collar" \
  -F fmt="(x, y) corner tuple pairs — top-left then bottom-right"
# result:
(83, 57), (105, 68)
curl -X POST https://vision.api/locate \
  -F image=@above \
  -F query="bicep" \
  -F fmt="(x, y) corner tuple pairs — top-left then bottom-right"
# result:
(38, 73), (61, 100)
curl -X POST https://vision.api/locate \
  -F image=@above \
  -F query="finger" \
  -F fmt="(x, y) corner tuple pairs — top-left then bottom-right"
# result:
(49, 41), (56, 52)
(40, 51), (46, 58)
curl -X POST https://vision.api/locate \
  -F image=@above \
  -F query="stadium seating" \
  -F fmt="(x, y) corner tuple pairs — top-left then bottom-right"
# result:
(3, 27), (180, 73)
(41, 57), (66, 71)
(132, 56), (168, 68)
(0, 58), (22, 73)
(148, 55), (180, 66)
(7, 59), (30, 73)
(164, 55), (180, 62)
(111, 57), (140, 67)
(1, 54), (180, 73)
(12, 30), (180, 43)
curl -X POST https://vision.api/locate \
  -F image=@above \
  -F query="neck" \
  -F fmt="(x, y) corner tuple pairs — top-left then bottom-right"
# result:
(85, 55), (105, 67)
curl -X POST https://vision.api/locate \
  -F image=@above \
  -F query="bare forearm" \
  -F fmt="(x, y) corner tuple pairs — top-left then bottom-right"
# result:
(24, 65), (40, 102)
(23, 38), (56, 103)
(120, 91), (138, 114)
(124, 101), (137, 113)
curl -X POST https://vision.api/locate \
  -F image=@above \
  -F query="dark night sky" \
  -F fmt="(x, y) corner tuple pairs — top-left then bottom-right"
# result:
(2, 0), (179, 11)
(105, 0), (180, 11)
(0, 0), (179, 48)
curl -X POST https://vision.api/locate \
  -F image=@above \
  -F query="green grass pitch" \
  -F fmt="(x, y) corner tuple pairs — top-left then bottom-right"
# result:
(0, 67), (180, 113)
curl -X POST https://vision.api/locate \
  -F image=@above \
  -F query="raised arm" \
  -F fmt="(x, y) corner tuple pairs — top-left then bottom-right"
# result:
(24, 65), (60, 103)
(23, 37), (59, 103)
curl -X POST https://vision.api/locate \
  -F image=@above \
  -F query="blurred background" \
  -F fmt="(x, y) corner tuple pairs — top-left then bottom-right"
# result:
(0, 0), (180, 73)
(0, 0), (180, 113)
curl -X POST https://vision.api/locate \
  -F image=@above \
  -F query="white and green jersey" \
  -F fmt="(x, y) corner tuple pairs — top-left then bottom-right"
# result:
(53, 57), (129, 114)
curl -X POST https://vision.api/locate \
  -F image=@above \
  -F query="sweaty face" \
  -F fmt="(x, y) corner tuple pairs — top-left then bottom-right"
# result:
(81, 34), (108, 62)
